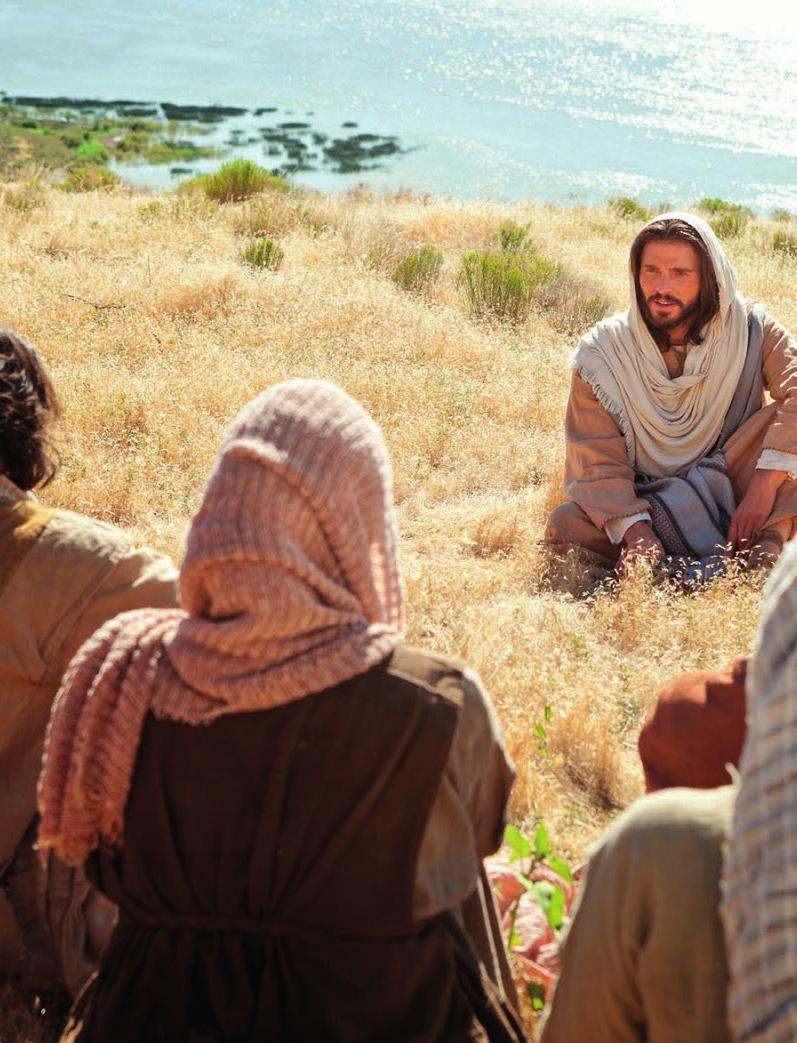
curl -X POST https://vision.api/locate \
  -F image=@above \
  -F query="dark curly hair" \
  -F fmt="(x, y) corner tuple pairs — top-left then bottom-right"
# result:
(0, 329), (60, 490)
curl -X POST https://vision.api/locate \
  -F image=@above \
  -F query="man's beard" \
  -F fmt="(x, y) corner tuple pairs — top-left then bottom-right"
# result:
(642, 293), (700, 333)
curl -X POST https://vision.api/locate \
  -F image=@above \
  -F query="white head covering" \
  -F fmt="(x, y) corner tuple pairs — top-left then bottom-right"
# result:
(571, 211), (749, 477)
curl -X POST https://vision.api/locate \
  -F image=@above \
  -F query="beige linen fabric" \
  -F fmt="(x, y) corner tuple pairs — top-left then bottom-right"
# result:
(540, 786), (734, 1043)
(723, 540), (797, 1041)
(571, 211), (749, 478)
(0, 475), (177, 991)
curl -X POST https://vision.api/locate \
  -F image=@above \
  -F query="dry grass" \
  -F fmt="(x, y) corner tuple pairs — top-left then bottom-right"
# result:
(2, 175), (791, 1035)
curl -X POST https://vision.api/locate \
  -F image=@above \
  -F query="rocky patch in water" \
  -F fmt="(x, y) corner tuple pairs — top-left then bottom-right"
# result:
(0, 91), (411, 183)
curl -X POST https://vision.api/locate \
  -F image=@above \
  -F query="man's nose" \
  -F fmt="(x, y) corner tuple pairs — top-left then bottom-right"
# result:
(655, 272), (672, 293)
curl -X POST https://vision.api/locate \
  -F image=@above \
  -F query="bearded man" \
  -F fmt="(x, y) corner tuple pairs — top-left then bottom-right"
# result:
(545, 211), (797, 575)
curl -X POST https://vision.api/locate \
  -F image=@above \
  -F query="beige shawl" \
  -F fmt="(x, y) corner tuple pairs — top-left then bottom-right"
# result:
(722, 541), (797, 1041)
(572, 211), (749, 477)
(38, 380), (405, 866)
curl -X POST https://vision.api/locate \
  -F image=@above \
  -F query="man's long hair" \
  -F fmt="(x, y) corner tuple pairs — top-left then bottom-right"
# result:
(630, 218), (721, 347)
(0, 329), (60, 490)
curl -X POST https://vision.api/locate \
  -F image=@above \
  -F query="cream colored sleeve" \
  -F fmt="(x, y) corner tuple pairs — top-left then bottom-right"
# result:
(604, 511), (652, 545)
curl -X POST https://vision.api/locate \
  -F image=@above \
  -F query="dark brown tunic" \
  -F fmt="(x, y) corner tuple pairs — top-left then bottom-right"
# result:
(63, 645), (524, 1043)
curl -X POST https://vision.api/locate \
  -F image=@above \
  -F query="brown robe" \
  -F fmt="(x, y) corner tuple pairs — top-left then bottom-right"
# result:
(62, 645), (525, 1043)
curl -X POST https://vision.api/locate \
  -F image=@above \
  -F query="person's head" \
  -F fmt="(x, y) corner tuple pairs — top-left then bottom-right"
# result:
(630, 218), (720, 346)
(179, 378), (404, 642)
(0, 329), (60, 490)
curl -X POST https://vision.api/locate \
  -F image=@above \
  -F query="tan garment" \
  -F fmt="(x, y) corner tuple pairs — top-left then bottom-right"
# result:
(540, 786), (734, 1043)
(0, 476), (178, 991)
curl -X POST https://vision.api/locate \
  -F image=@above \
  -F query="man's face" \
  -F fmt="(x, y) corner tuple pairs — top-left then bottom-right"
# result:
(638, 239), (703, 336)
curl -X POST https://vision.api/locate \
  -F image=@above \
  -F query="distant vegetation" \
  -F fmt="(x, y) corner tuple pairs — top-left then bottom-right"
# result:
(0, 92), (409, 186)
(185, 159), (290, 203)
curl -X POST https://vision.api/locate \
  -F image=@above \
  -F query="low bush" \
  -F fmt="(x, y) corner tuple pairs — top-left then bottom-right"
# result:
(234, 197), (330, 239)
(3, 178), (44, 211)
(535, 270), (611, 335)
(609, 196), (650, 221)
(771, 207), (793, 223)
(391, 245), (443, 294)
(697, 196), (750, 216)
(495, 219), (533, 253)
(773, 230), (797, 259)
(60, 165), (119, 192)
(241, 236), (284, 271)
(710, 211), (748, 239)
(188, 159), (289, 204)
(460, 249), (559, 324)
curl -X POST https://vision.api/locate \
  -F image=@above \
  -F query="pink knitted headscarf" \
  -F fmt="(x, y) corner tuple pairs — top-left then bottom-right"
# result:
(38, 380), (405, 865)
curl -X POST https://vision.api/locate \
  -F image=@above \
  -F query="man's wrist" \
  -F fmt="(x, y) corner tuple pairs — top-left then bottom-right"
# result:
(623, 520), (656, 544)
(754, 467), (788, 489)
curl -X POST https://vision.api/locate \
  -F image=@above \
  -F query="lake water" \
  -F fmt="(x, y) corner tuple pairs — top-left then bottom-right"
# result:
(1, 0), (796, 210)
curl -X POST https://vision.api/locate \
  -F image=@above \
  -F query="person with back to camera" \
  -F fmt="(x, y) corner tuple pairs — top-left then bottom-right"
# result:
(0, 329), (177, 995)
(38, 378), (525, 1043)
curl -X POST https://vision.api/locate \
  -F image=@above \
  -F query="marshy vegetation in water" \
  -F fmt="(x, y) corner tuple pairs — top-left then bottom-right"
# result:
(0, 91), (411, 186)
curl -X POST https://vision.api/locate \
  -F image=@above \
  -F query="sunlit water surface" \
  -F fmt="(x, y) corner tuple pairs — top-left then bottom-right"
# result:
(1, 0), (796, 208)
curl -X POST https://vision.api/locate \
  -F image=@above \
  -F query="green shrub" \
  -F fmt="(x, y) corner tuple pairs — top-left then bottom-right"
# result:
(609, 196), (650, 221)
(241, 236), (284, 271)
(3, 179), (44, 211)
(195, 159), (289, 203)
(61, 165), (119, 192)
(391, 245), (443, 293)
(710, 211), (748, 239)
(495, 219), (533, 253)
(773, 230), (797, 259)
(460, 249), (559, 323)
(771, 207), (793, 223)
(697, 196), (751, 216)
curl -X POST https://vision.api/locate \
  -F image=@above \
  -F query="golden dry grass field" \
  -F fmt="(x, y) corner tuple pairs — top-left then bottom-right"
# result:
(1, 169), (795, 1038)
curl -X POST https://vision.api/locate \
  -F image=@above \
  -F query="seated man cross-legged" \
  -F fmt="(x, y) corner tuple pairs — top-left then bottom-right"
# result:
(545, 211), (797, 578)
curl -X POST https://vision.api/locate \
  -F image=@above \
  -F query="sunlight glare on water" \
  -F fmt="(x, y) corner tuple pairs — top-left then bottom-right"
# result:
(1, 0), (795, 207)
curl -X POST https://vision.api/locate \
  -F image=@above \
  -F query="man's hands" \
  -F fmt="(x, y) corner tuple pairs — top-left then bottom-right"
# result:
(727, 468), (788, 551)
(621, 520), (665, 568)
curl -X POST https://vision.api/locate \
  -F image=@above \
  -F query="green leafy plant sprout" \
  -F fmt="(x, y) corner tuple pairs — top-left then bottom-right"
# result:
(504, 821), (572, 963)
(534, 703), (552, 757)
